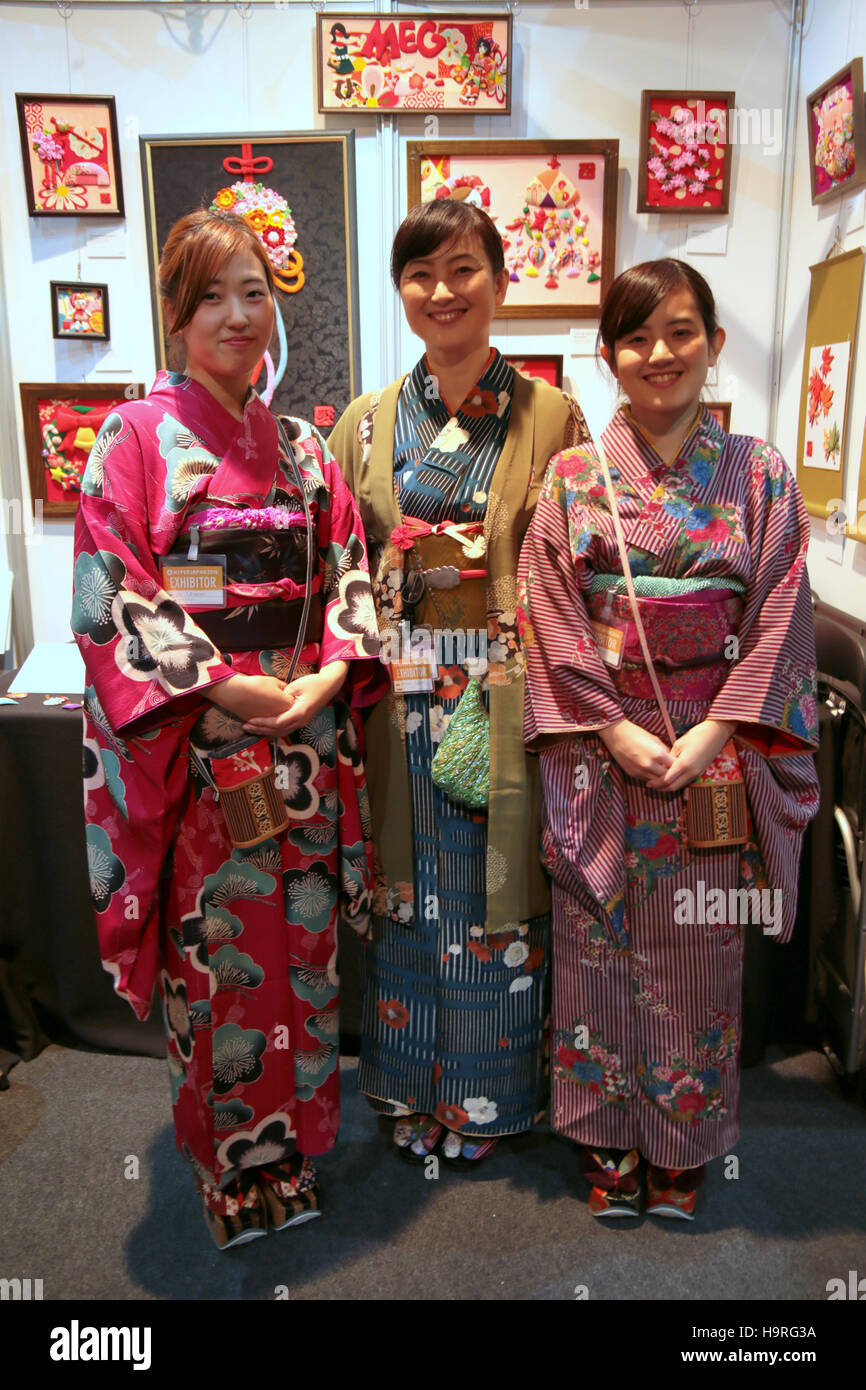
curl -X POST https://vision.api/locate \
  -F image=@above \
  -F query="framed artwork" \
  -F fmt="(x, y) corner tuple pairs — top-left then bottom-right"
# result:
(407, 140), (619, 319)
(503, 354), (564, 388)
(705, 401), (731, 431)
(19, 382), (144, 516)
(637, 90), (735, 214)
(805, 59), (866, 206)
(50, 282), (110, 341)
(316, 13), (512, 114)
(140, 133), (360, 424)
(796, 248), (864, 521)
(16, 93), (124, 218)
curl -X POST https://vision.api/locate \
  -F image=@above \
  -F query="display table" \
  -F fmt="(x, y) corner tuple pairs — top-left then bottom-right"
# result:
(0, 672), (164, 1078)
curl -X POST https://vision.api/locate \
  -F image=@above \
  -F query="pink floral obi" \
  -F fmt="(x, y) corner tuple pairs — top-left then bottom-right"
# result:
(584, 587), (744, 703)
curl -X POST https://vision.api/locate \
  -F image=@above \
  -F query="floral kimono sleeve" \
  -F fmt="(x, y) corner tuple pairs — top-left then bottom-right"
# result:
(314, 434), (385, 707)
(518, 454), (625, 746)
(707, 442), (819, 756)
(72, 410), (234, 734)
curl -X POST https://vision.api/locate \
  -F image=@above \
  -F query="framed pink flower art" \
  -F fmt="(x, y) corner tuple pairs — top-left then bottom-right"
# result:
(806, 59), (866, 206)
(637, 90), (734, 215)
(16, 94), (124, 218)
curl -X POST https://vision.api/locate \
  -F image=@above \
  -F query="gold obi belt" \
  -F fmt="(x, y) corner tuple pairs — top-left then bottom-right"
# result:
(393, 517), (489, 633)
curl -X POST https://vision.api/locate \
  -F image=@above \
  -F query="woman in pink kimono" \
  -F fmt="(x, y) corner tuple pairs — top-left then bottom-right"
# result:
(518, 260), (819, 1220)
(72, 211), (380, 1248)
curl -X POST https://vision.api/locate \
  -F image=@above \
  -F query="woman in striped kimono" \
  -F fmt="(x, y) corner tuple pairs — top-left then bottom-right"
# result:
(329, 200), (590, 1164)
(518, 260), (819, 1218)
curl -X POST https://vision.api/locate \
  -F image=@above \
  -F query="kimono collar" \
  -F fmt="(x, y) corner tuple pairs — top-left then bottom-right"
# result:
(607, 403), (726, 486)
(149, 370), (279, 505)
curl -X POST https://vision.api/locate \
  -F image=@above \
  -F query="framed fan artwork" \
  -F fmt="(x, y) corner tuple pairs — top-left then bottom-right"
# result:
(407, 140), (619, 319)
(637, 90), (735, 214)
(140, 132), (360, 424)
(16, 93), (124, 217)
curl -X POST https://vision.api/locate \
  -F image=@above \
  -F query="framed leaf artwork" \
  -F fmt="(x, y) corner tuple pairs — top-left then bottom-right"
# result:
(19, 382), (144, 516)
(637, 91), (735, 214)
(408, 140), (619, 319)
(16, 94), (124, 217)
(140, 132), (360, 424)
(316, 13), (512, 114)
(805, 59), (866, 206)
(50, 282), (110, 341)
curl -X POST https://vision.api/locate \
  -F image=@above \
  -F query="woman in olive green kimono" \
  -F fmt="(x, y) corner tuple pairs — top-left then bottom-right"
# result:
(328, 200), (590, 1162)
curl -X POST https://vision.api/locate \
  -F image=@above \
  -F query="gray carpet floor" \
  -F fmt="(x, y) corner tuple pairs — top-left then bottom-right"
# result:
(1, 1044), (863, 1301)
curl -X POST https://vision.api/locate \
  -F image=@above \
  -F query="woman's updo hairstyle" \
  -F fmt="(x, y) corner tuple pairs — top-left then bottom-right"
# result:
(390, 198), (505, 289)
(598, 258), (719, 363)
(158, 209), (275, 336)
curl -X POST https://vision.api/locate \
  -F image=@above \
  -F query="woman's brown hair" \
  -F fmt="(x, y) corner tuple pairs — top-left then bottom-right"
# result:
(598, 258), (719, 360)
(159, 209), (275, 335)
(390, 198), (505, 288)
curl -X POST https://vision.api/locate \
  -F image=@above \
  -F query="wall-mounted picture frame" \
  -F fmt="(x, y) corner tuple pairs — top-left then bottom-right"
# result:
(16, 93), (124, 218)
(705, 400), (731, 431)
(806, 58), (866, 206)
(408, 140), (619, 320)
(637, 90), (735, 215)
(50, 281), (110, 341)
(140, 132), (360, 424)
(19, 382), (144, 516)
(316, 13), (512, 114)
(503, 354), (564, 388)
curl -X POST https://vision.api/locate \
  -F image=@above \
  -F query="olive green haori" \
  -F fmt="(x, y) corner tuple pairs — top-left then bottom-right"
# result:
(328, 369), (590, 934)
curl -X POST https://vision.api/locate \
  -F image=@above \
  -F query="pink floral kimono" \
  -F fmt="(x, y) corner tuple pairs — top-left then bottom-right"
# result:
(72, 371), (380, 1187)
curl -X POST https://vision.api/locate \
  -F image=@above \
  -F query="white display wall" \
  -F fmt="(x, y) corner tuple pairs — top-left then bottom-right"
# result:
(0, 0), (862, 649)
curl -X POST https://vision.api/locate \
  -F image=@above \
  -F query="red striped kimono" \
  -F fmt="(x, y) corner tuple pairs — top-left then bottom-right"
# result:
(517, 407), (819, 1168)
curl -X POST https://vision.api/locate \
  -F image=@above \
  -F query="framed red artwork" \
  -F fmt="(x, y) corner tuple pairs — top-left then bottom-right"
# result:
(19, 382), (144, 516)
(16, 93), (124, 218)
(705, 401), (731, 431)
(50, 282), (110, 341)
(637, 91), (735, 214)
(408, 140), (619, 319)
(806, 59), (866, 206)
(503, 354), (564, 388)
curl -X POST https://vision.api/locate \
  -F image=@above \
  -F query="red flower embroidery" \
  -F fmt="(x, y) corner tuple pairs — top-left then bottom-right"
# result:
(468, 941), (492, 963)
(523, 947), (545, 974)
(821, 346), (834, 375)
(437, 665), (469, 701)
(377, 998), (410, 1029)
(435, 1101), (470, 1129)
(460, 388), (499, 418)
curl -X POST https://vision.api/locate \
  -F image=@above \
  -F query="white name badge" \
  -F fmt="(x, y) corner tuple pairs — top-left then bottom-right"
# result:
(160, 553), (227, 607)
(391, 631), (437, 693)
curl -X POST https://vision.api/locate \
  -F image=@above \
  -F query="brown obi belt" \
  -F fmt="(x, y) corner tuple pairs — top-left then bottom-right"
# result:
(585, 587), (743, 702)
(196, 594), (323, 654)
(403, 525), (488, 632)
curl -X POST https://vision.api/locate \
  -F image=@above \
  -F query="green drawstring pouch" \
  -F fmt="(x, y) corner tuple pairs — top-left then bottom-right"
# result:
(430, 678), (490, 809)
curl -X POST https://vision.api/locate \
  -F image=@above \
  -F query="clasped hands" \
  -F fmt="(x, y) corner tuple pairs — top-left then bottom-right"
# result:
(204, 660), (349, 737)
(598, 717), (736, 793)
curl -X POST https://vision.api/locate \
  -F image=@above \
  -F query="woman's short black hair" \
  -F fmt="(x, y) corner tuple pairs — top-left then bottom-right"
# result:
(598, 258), (719, 359)
(390, 199), (505, 289)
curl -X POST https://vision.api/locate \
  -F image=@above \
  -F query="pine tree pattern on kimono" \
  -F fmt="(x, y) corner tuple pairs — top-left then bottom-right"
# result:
(517, 407), (819, 1168)
(72, 371), (380, 1184)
